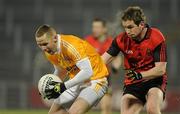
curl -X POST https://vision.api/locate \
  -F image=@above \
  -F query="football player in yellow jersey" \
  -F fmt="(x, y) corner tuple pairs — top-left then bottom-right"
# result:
(35, 24), (109, 114)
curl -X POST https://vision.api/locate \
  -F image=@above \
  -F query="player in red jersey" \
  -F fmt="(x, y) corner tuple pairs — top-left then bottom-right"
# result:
(85, 18), (121, 114)
(102, 6), (167, 114)
(86, 18), (113, 55)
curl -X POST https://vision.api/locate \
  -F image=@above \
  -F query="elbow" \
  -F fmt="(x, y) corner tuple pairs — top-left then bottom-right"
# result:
(157, 67), (166, 76)
(155, 62), (167, 76)
(160, 68), (166, 75)
(83, 68), (93, 80)
(157, 70), (165, 76)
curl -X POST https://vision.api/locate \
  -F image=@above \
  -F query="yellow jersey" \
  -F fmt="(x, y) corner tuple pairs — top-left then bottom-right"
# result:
(45, 34), (109, 80)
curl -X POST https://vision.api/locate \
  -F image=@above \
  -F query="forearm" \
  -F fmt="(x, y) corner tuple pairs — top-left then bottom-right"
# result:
(141, 62), (166, 79)
(64, 58), (93, 89)
(141, 42), (167, 79)
(64, 69), (92, 89)
(141, 68), (163, 79)
(111, 55), (122, 69)
(101, 52), (114, 65)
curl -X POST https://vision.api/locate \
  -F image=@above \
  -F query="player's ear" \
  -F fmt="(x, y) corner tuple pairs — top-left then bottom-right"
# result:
(53, 34), (58, 42)
(139, 21), (145, 27)
(104, 27), (108, 33)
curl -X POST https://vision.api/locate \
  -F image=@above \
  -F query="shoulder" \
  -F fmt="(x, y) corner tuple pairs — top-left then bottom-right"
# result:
(115, 32), (127, 43)
(150, 28), (165, 42)
(84, 35), (94, 42)
(61, 34), (81, 40)
(61, 34), (87, 58)
(61, 34), (83, 45)
(104, 36), (113, 43)
(149, 28), (165, 48)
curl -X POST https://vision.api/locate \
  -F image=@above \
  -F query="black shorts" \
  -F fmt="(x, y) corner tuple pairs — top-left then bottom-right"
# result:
(123, 76), (167, 104)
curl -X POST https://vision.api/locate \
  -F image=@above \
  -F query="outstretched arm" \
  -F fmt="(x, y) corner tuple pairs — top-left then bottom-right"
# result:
(127, 42), (167, 80)
(141, 62), (166, 79)
(101, 52), (114, 65)
(102, 38), (121, 64)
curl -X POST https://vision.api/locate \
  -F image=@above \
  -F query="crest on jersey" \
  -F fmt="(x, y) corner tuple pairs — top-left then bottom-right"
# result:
(146, 48), (152, 56)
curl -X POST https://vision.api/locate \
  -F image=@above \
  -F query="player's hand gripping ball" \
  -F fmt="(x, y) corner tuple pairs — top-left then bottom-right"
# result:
(38, 74), (66, 100)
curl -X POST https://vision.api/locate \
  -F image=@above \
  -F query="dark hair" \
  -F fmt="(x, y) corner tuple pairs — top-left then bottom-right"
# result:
(93, 18), (107, 27)
(121, 6), (146, 25)
(35, 24), (56, 38)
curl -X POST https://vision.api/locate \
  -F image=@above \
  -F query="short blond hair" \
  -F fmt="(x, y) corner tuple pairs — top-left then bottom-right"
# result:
(35, 24), (56, 38)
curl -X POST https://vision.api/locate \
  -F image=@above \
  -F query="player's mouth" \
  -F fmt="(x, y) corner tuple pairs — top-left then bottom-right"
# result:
(128, 34), (134, 37)
(46, 49), (55, 55)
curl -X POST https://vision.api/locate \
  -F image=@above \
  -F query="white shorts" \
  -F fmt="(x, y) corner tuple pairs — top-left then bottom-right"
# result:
(54, 77), (108, 109)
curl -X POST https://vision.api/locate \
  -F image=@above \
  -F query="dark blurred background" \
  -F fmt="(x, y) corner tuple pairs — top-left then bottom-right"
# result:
(0, 0), (180, 113)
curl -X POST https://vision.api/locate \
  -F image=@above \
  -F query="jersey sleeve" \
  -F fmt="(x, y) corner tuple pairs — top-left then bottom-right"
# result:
(153, 42), (167, 62)
(107, 38), (121, 56)
(151, 28), (165, 49)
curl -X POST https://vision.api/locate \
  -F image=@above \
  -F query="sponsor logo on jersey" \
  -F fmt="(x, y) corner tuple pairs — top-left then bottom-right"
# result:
(146, 48), (152, 56)
(125, 50), (133, 54)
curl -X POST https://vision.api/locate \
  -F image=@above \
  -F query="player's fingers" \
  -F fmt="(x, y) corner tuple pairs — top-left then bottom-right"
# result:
(45, 89), (53, 94)
(48, 81), (55, 85)
(130, 73), (134, 77)
(126, 72), (131, 75)
(46, 95), (52, 100)
(126, 72), (133, 76)
(45, 91), (52, 96)
(49, 81), (58, 84)
(127, 74), (134, 79)
(127, 76), (132, 80)
(130, 78), (135, 82)
(126, 70), (133, 74)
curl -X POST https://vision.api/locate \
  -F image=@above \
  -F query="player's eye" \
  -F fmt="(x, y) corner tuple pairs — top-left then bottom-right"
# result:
(126, 26), (134, 29)
(40, 43), (48, 46)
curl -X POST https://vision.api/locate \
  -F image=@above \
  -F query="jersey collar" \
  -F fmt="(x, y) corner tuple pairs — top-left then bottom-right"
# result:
(144, 24), (151, 39)
(56, 34), (61, 54)
(134, 24), (151, 43)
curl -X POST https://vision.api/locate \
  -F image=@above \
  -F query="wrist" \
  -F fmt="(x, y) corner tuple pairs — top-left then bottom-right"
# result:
(139, 72), (145, 78)
(137, 72), (143, 79)
(60, 83), (67, 93)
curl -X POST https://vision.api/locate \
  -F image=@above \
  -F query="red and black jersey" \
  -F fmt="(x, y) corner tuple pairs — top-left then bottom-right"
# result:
(107, 26), (167, 85)
(85, 35), (113, 55)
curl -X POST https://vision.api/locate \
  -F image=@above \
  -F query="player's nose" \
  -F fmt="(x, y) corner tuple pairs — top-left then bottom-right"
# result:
(41, 46), (47, 51)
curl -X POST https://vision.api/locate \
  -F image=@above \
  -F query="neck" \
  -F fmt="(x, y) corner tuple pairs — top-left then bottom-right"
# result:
(137, 27), (148, 41)
(56, 34), (61, 54)
(97, 35), (106, 42)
